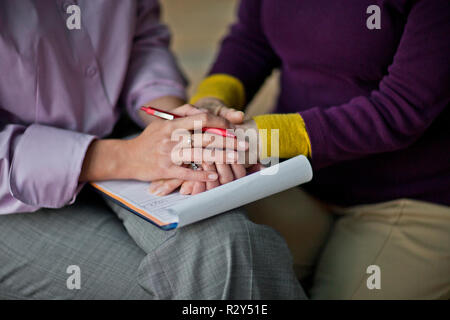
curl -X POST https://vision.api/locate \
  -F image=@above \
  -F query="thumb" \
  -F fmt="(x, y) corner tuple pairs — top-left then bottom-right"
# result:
(220, 107), (245, 124)
(149, 179), (183, 196)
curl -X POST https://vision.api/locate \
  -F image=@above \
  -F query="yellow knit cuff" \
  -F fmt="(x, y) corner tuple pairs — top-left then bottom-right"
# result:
(189, 74), (246, 109)
(253, 113), (312, 159)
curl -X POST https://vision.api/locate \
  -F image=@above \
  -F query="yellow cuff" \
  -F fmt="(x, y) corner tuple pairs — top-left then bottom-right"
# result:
(189, 74), (246, 109)
(253, 113), (312, 159)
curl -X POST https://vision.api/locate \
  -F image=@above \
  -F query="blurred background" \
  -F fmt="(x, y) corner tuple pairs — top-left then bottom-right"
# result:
(162, 0), (279, 117)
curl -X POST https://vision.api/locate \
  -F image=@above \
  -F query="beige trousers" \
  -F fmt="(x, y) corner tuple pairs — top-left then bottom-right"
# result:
(245, 188), (450, 299)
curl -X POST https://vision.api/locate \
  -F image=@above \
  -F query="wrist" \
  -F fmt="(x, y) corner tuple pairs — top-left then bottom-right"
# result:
(80, 139), (130, 181)
(194, 97), (226, 108)
(190, 74), (246, 109)
(109, 139), (133, 179)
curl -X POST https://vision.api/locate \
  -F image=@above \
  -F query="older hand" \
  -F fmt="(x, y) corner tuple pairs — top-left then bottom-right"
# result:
(80, 104), (241, 184)
(125, 104), (244, 182)
(149, 98), (249, 196)
(194, 97), (245, 125)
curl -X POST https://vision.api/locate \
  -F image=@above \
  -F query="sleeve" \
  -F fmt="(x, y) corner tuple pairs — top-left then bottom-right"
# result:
(208, 0), (280, 103)
(120, 0), (188, 128)
(0, 117), (96, 215)
(253, 113), (311, 159)
(299, 0), (450, 169)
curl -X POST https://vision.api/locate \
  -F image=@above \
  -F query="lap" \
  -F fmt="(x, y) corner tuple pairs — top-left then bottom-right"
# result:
(245, 187), (333, 280)
(246, 189), (450, 299)
(0, 190), (150, 299)
(1, 189), (305, 299)
(108, 198), (305, 299)
(311, 199), (450, 299)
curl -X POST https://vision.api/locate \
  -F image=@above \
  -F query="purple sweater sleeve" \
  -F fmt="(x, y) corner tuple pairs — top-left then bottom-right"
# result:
(212, 1), (449, 169)
(209, 0), (280, 103)
(300, 1), (450, 168)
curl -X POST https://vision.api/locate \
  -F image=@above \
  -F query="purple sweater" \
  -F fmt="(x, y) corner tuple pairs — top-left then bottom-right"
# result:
(210, 0), (450, 206)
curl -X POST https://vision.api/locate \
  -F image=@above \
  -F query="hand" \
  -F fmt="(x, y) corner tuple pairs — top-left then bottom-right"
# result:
(126, 104), (245, 182)
(80, 104), (242, 183)
(192, 98), (249, 192)
(150, 159), (248, 196)
(149, 98), (249, 196)
(194, 97), (245, 125)
(149, 120), (260, 196)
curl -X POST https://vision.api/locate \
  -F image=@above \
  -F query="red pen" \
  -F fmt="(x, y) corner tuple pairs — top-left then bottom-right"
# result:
(140, 106), (236, 139)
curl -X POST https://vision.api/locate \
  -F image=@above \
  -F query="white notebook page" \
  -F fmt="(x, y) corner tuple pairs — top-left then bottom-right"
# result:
(92, 155), (312, 228)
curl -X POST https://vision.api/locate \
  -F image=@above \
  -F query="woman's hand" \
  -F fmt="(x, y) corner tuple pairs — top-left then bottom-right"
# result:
(193, 98), (261, 165)
(80, 104), (242, 183)
(149, 162), (221, 196)
(194, 97), (245, 125)
(149, 161), (248, 196)
(148, 98), (249, 196)
(148, 120), (260, 196)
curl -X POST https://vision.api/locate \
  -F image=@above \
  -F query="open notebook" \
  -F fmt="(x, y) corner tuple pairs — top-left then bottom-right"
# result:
(91, 155), (312, 230)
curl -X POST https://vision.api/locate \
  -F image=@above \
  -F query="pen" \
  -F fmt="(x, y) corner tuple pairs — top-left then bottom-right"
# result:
(140, 106), (236, 139)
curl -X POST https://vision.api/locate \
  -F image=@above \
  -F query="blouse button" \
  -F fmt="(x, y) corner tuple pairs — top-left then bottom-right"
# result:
(85, 66), (97, 78)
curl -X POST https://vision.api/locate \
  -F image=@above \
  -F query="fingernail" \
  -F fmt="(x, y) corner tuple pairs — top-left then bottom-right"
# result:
(237, 111), (245, 117)
(208, 173), (218, 180)
(180, 187), (188, 195)
(158, 185), (170, 196)
(149, 184), (160, 194)
(227, 152), (235, 160)
(150, 183), (165, 194)
(150, 189), (162, 196)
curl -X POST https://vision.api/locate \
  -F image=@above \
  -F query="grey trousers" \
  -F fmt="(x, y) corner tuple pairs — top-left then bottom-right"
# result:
(0, 190), (306, 299)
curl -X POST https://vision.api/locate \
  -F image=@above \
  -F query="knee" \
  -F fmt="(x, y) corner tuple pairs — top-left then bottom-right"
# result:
(200, 210), (257, 246)
(177, 209), (292, 263)
(136, 210), (298, 299)
(180, 210), (257, 244)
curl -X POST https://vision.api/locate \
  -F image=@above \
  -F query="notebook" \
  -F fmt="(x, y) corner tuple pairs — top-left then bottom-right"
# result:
(91, 155), (312, 230)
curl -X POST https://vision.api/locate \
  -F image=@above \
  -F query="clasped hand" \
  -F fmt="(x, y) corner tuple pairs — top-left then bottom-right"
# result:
(146, 101), (261, 196)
